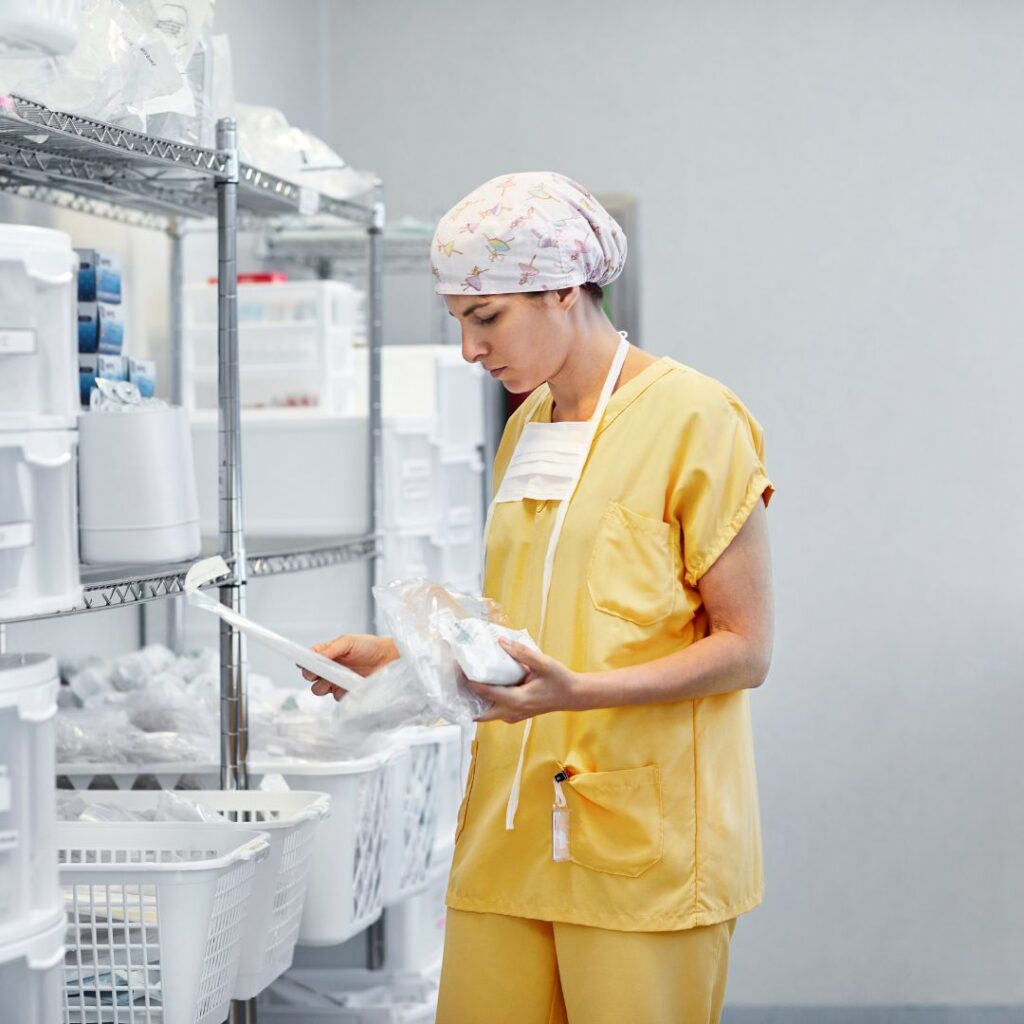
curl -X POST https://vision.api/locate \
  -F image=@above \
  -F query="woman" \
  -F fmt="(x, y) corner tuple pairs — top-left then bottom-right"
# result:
(305, 172), (775, 1024)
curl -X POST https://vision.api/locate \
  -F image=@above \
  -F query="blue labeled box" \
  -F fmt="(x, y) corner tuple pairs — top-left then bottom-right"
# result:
(78, 302), (125, 355)
(79, 354), (127, 404)
(75, 249), (122, 303)
(128, 358), (156, 399)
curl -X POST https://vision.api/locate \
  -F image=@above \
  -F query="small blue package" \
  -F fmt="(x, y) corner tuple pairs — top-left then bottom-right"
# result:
(79, 354), (127, 404)
(78, 302), (125, 355)
(75, 249), (122, 303)
(128, 358), (156, 399)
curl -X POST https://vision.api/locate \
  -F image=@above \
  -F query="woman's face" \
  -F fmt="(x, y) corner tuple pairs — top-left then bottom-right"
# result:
(444, 291), (572, 394)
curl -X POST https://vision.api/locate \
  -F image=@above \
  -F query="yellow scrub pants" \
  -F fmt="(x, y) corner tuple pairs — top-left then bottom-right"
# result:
(436, 908), (736, 1024)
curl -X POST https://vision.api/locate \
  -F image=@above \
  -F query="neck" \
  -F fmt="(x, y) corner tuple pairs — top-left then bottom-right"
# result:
(548, 322), (625, 422)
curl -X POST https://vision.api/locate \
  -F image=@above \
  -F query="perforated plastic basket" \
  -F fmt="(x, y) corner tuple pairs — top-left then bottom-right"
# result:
(381, 729), (448, 906)
(67, 790), (330, 1000)
(58, 752), (391, 950)
(58, 821), (269, 1024)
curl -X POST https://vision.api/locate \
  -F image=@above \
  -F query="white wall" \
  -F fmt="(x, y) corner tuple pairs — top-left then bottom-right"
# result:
(318, 0), (1024, 1008)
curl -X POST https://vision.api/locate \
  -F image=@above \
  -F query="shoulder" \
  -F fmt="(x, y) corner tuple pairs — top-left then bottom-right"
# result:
(645, 359), (752, 419)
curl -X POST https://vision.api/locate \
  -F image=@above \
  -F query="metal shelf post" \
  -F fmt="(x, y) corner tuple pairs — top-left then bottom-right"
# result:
(215, 118), (248, 796)
(368, 199), (386, 632)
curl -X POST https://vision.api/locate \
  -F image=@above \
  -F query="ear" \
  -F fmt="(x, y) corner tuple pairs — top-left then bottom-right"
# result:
(553, 286), (582, 314)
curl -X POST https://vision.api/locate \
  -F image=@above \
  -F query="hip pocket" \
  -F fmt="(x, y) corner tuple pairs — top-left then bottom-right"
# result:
(587, 501), (679, 625)
(565, 763), (663, 878)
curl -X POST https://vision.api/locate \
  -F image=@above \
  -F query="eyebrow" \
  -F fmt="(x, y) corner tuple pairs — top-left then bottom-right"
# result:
(450, 301), (492, 319)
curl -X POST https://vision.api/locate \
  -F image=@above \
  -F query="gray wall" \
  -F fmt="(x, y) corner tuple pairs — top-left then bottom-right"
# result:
(318, 0), (1024, 1008)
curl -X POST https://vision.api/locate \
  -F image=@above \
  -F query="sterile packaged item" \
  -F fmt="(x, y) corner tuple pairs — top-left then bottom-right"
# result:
(0, 0), (81, 58)
(128, 357), (156, 397)
(0, 0), (181, 133)
(77, 300), (124, 354)
(74, 248), (122, 303)
(431, 607), (536, 686)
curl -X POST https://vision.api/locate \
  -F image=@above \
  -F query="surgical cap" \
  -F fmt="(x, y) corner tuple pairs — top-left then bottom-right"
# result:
(430, 172), (628, 295)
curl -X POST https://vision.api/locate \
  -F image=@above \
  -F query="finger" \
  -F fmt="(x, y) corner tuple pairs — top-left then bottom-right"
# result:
(314, 636), (355, 662)
(310, 680), (332, 696)
(463, 677), (525, 711)
(499, 639), (548, 673)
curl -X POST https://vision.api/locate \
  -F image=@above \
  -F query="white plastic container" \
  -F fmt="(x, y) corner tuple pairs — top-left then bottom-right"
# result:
(429, 526), (481, 588)
(383, 847), (452, 975)
(59, 822), (269, 1024)
(0, 0), (80, 56)
(260, 969), (439, 1024)
(0, 430), (81, 620)
(190, 412), (369, 537)
(432, 725), (467, 853)
(381, 730), (446, 906)
(0, 654), (61, 936)
(0, 908), (65, 1022)
(185, 280), (358, 413)
(67, 789), (330, 1001)
(78, 405), (201, 564)
(0, 225), (78, 430)
(381, 529), (438, 584)
(383, 418), (439, 529)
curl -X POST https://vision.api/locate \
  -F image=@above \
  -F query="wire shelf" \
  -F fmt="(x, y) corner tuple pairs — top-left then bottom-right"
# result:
(0, 536), (378, 623)
(0, 94), (377, 228)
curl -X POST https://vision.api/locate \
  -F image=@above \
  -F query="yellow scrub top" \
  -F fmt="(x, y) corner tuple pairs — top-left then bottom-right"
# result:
(446, 356), (775, 932)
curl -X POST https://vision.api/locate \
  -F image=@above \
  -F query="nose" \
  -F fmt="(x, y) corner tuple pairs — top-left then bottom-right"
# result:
(461, 329), (488, 365)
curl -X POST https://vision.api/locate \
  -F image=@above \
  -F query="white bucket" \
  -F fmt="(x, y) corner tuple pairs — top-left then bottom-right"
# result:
(0, 224), (78, 430)
(78, 405), (201, 564)
(0, 430), (81, 620)
(0, 908), (65, 1022)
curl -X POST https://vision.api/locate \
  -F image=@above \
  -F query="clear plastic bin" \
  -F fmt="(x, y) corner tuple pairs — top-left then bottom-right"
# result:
(58, 821), (269, 1024)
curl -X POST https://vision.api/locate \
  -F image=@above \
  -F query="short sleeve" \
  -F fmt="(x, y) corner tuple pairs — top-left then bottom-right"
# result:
(670, 383), (775, 587)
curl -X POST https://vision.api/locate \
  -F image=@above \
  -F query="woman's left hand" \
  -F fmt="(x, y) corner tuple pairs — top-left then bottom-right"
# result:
(464, 640), (585, 723)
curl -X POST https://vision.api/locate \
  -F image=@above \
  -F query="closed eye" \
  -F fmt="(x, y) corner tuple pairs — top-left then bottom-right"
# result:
(477, 314), (499, 325)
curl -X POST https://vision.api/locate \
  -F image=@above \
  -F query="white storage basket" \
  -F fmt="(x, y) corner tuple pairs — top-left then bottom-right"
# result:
(0, 654), (61, 935)
(57, 753), (391, 950)
(0, 907), (65, 1022)
(432, 726), (466, 853)
(260, 969), (439, 1024)
(437, 450), (484, 532)
(381, 729), (447, 906)
(78, 406), (201, 565)
(0, 224), (78, 430)
(67, 789), (330, 1001)
(58, 821), (269, 1024)
(185, 281), (358, 413)
(0, 429), (81, 619)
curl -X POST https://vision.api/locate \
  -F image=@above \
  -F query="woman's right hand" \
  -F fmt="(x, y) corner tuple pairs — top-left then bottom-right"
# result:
(303, 634), (400, 701)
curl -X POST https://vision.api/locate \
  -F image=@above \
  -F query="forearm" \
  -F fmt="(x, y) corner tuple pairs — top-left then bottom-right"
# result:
(576, 629), (768, 711)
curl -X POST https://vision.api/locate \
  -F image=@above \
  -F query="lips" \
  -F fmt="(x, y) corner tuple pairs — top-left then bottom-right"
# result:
(489, 367), (506, 378)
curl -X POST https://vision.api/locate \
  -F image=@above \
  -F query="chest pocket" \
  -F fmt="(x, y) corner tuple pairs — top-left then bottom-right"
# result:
(587, 501), (680, 625)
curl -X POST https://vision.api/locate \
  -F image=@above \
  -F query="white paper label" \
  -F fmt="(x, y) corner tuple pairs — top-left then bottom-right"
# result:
(0, 329), (35, 354)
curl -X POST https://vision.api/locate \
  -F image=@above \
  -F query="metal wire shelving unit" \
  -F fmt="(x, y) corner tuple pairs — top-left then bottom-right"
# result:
(0, 93), (385, 788)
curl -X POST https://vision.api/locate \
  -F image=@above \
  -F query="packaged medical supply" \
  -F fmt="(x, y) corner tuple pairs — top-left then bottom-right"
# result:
(74, 248), (122, 303)
(431, 607), (536, 686)
(77, 300), (124, 354)
(128, 357), (156, 397)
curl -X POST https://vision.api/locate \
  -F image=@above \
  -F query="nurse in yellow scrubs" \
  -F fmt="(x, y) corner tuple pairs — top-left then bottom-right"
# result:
(307, 172), (775, 1024)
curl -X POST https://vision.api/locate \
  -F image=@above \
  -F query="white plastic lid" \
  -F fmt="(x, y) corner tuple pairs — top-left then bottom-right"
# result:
(0, 224), (72, 252)
(0, 654), (58, 696)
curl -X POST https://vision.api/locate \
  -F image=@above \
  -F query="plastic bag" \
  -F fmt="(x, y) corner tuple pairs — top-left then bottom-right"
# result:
(0, 0), (181, 132)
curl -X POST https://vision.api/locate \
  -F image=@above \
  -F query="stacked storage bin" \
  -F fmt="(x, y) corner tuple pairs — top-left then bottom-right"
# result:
(183, 276), (361, 413)
(369, 346), (487, 592)
(0, 225), (82, 620)
(0, 654), (65, 1016)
